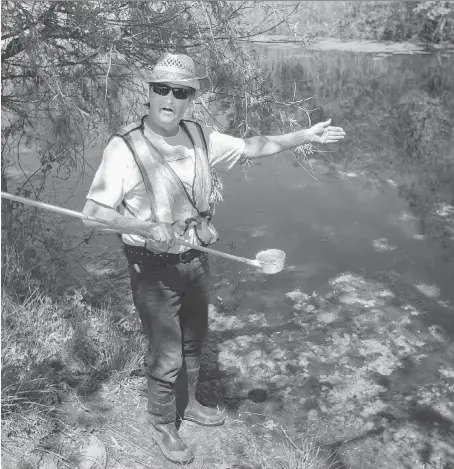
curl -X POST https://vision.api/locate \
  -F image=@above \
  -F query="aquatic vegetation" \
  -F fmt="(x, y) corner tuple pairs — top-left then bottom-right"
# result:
(399, 210), (419, 221)
(437, 299), (453, 309)
(387, 178), (398, 187)
(372, 237), (398, 252)
(214, 269), (451, 467)
(317, 312), (338, 324)
(415, 283), (441, 298)
(286, 290), (310, 304)
(435, 203), (454, 218)
(208, 304), (248, 331)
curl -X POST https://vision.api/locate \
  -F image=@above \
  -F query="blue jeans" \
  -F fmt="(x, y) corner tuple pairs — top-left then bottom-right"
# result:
(128, 253), (210, 404)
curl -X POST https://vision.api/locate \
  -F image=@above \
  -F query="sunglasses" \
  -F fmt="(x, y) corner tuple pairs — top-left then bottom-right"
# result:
(150, 83), (194, 100)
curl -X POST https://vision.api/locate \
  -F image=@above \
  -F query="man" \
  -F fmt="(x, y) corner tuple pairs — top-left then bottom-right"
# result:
(83, 52), (345, 464)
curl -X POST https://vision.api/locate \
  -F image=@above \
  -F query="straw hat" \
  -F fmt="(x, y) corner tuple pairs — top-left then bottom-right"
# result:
(136, 53), (208, 94)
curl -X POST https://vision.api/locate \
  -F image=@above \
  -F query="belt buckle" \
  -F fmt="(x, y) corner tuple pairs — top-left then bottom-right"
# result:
(179, 250), (193, 263)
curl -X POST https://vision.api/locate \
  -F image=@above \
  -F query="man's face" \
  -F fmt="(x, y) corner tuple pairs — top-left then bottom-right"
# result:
(148, 82), (194, 132)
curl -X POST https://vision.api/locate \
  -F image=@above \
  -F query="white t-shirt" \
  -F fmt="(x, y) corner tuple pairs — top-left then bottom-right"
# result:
(86, 120), (245, 253)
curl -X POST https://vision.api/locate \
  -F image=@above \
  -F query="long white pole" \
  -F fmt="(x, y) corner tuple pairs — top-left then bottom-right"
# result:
(1, 191), (260, 267)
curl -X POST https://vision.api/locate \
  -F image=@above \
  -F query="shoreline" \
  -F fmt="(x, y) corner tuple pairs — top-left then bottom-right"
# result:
(245, 34), (454, 54)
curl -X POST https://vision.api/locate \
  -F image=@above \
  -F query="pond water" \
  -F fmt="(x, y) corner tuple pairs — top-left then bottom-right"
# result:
(8, 40), (454, 467)
(200, 42), (454, 468)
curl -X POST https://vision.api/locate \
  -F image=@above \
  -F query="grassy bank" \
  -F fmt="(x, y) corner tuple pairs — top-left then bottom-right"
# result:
(1, 268), (332, 468)
(1, 283), (144, 467)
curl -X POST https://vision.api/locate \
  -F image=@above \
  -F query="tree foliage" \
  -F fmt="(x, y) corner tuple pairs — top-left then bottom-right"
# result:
(1, 1), (308, 189)
(334, 0), (454, 43)
(413, 1), (454, 41)
(1, 1), (309, 295)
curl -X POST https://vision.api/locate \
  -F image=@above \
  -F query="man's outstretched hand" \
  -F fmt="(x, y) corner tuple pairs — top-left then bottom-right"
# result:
(310, 119), (345, 144)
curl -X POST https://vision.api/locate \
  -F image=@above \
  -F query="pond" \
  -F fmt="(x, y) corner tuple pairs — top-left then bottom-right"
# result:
(200, 41), (454, 468)
(9, 39), (454, 468)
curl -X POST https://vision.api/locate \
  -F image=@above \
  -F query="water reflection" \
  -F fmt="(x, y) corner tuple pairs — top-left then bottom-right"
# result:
(215, 45), (454, 267)
(199, 45), (454, 468)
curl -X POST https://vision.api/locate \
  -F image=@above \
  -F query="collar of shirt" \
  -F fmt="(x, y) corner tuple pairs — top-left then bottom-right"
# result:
(142, 119), (182, 145)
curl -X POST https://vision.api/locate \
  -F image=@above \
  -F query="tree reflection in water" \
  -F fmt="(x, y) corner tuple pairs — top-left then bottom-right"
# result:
(217, 45), (454, 262)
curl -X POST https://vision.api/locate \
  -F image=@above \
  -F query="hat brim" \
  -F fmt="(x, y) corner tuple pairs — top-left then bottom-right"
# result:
(149, 76), (206, 88)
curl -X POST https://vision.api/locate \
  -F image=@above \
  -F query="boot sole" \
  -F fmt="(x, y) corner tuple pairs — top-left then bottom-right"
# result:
(184, 415), (225, 427)
(150, 427), (195, 464)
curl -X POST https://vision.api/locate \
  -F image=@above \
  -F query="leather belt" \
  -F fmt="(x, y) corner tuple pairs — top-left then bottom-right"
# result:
(123, 243), (205, 266)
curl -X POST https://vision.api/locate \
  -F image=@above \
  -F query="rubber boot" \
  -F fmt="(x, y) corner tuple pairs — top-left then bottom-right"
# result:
(148, 394), (194, 464)
(181, 359), (225, 426)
